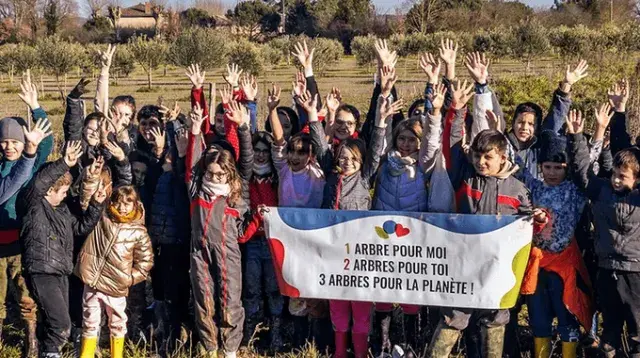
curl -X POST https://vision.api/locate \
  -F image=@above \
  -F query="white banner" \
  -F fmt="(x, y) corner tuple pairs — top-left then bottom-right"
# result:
(263, 208), (534, 310)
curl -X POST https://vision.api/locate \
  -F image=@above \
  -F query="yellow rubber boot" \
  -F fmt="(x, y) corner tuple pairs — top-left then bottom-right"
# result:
(79, 337), (97, 358)
(533, 337), (552, 358)
(562, 341), (578, 358)
(110, 337), (125, 358)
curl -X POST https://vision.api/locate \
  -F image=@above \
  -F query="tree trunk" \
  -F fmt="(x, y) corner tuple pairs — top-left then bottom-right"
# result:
(163, 65), (167, 77)
(56, 75), (65, 108)
(40, 75), (44, 95)
(9, 65), (14, 85)
(148, 70), (152, 89)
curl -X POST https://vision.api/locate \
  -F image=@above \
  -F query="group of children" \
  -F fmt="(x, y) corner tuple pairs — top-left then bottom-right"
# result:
(0, 36), (636, 358)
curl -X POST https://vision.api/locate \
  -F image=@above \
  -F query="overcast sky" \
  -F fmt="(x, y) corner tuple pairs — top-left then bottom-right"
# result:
(112, 0), (555, 15)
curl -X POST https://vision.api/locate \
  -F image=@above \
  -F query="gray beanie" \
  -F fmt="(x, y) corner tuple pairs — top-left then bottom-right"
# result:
(0, 117), (26, 143)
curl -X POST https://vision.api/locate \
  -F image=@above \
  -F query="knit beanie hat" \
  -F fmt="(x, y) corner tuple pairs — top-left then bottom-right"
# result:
(0, 117), (26, 143)
(538, 130), (567, 164)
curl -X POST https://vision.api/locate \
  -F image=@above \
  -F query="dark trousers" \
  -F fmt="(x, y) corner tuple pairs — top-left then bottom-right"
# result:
(158, 243), (191, 331)
(598, 269), (640, 356)
(27, 274), (71, 353)
(68, 274), (84, 328)
(243, 238), (284, 318)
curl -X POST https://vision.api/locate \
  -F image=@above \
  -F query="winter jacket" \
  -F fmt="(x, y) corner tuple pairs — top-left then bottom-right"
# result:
(75, 201), (153, 297)
(19, 159), (104, 276)
(568, 132), (640, 271)
(0, 108), (53, 248)
(271, 142), (325, 209)
(507, 89), (572, 180)
(310, 119), (385, 210)
(0, 153), (36, 206)
(149, 163), (191, 246)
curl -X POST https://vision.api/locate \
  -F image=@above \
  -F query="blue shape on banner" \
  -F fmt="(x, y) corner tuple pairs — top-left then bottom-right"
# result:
(273, 207), (523, 235)
(383, 220), (396, 234)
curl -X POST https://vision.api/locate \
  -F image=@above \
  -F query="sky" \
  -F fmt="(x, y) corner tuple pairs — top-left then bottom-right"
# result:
(114, 0), (555, 15)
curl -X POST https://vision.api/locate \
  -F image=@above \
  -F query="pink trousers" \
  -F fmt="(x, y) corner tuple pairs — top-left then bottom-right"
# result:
(329, 300), (373, 333)
(81, 285), (128, 338)
(375, 303), (420, 315)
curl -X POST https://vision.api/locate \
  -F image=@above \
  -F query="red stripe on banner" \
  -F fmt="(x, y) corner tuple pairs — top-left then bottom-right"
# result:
(267, 237), (301, 298)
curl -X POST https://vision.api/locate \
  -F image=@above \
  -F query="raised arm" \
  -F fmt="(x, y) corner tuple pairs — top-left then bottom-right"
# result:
(94, 45), (116, 113)
(419, 52), (442, 116)
(365, 95), (402, 181)
(185, 103), (207, 187)
(309, 93), (332, 174)
(64, 78), (91, 142)
(464, 52), (494, 140)
(420, 83), (446, 174)
(541, 61), (587, 135)
(186, 64), (212, 137)
(240, 74), (259, 133)
(267, 84), (288, 172)
(608, 79), (631, 156)
(566, 110), (603, 199)
(18, 69), (54, 171)
(226, 100), (254, 181)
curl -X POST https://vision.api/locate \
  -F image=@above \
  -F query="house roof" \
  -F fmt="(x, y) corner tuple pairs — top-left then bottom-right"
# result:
(121, 3), (154, 18)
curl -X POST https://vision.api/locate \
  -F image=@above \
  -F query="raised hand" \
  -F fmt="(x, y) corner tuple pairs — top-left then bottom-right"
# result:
(107, 106), (127, 133)
(159, 101), (181, 121)
(292, 72), (306, 97)
(224, 63), (243, 87)
(64, 140), (83, 167)
(185, 64), (206, 89)
(228, 100), (250, 126)
(380, 65), (398, 97)
(149, 127), (165, 156)
(23, 118), (52, 155)
(105, 140), (125, 161)
(430, 83), (447, 112)
(241, 75), (258, 101)
(219, 85), (233, 105)
(465, 52), (490, 85)
(565, 109), (584, 134)
(267, 83), (281, 112)
(595, 103), (614, 129)
(69, 78), (92, 99)
(99, 44), (116, 68)
(374, 39), (398, 69)
(562, 60), (589, 92)
(419, 53), (441, 84)
(378, 97), (404, 124)
(18, 69), (39, 110)
(608, 79), (630, 112)
(295, 90), (318, 114)
(486, 109), (502, 132)
(292, 40), (315, 71)
(439, 38), (458, 67)
(452, 79), (474, 109)
(87, 156), (105, 179)
(190, 103), (207, 135)
(326, 90), (340, 114)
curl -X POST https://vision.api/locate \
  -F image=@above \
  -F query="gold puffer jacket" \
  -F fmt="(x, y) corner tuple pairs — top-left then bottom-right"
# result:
(74, 204), (153, 297)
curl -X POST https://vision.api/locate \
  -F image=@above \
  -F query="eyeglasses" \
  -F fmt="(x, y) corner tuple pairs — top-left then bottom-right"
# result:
(204, 171), (227, 181)
(335, 119), (356, 128)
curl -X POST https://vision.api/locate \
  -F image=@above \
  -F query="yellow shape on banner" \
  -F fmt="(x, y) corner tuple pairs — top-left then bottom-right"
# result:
(499, 242), (532, 309)
(375, 226), (390, 239)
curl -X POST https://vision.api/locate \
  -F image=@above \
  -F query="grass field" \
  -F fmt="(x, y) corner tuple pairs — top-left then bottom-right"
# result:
(0, 55), (612, 357)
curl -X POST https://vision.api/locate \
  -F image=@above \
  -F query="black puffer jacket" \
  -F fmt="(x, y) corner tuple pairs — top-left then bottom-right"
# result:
(18, 159), (104, 276)
(149, 162), (191, 245)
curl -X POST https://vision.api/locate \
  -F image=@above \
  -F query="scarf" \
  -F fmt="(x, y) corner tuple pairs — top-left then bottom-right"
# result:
(108, 205), (142, 223)
(387, 150), (418, 179)
(253, 162), (272, 176)
(332, 131), (359, 147)
(201, 181), (231, 198)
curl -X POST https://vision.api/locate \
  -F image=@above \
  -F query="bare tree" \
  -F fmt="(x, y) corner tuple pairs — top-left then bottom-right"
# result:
(0, 0), (30, 36)
(404, 0), (441, 34)
(44, 0), (76, 35)
(85, 0), (108, 17)
(193, 0), (225, 16)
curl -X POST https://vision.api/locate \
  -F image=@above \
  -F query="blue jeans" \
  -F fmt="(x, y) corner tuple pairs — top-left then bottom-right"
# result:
(527, 269), (580, 342)
(243, 237), (283, 317)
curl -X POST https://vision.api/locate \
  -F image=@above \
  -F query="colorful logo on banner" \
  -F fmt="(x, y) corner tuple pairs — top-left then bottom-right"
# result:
(375, 220), (411, 239)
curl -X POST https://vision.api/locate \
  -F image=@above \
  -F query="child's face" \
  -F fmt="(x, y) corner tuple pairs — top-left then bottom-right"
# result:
(396, 130), (420, 157)
(205, 162), (229, 184)
(287, 149), (311, 172)
(115, 198), (135, 216)
(114, 103), (134, 127)
(472, 148), (506, 176)
(131, 161), (148, 187)
(0, 139), (24, 161)
(513, 113), (536, 143)
(335, 110), (357, 140)
(83, 119), (100, 146)
(541, 162), (567, 186)
(254, 142), (270, 165)
(338, 147), (361, 176)
(611, 166), (638, 192)
(45, 184), (70, 207)
(215, 113), (225, 135)
(139, 117), (161, 142)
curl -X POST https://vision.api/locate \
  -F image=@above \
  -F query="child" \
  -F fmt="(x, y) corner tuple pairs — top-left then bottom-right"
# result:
(0, 71), (54, 356)
(566, 107), (640, 358)
(186, 98), (253, 358)
(237, 130), (284, 353)
(75, 184), (153, 358)
(369, 66), (440, 356)
(19, 141), (106, 358)
(427, 81), (549, 358)
(267, 84), (326, 348)
(310, 81), (402, 357)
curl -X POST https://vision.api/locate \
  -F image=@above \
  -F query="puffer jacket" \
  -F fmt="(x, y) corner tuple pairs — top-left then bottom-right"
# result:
(372, 162), (429, 212)
(149, 167), (191, 245)
(569, 133), (640, 271)
(19, 159), (104, 276)
(74, 204), (154, 297)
